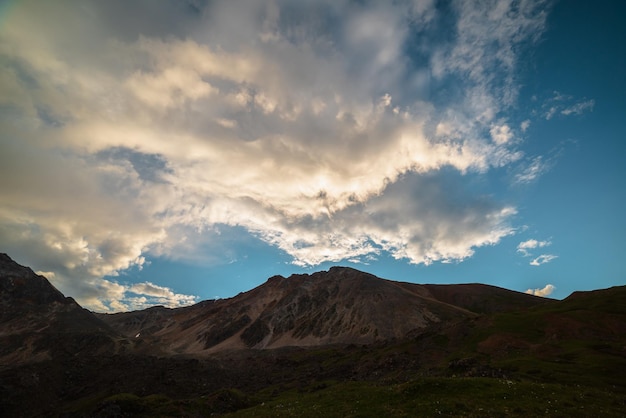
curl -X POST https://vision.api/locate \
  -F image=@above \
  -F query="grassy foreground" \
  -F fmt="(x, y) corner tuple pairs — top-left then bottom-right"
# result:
(226, 378), (624, 418)
(69, 377), (625, 417)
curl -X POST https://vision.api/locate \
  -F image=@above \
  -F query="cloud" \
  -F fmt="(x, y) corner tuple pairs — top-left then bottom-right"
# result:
(525, 284), (555, 297)
(517, 239), (551, 256)
(560, 99), (595, 116)
(520, 119), (531, 132)
(250, 173), (517, 266)
(517, 239), (557, 266)
(128, 282), (197, 308)
(514, 156), (550, 184)
(0, 0), (550, 310)
(56, 275), (197, 312)
(490, 123), (514, 145)
(529, 254), (558, 266)
(543, 91), (595, 120)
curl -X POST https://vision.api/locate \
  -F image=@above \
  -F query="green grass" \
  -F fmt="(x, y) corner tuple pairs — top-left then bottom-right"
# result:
(226, 378), (625, 417)
(441, 286), (626, 392)
(64, 388), (254, 417)
(61, 375), (626, 417)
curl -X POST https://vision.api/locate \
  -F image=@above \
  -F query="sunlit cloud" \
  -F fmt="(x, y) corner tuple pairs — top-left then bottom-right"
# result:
(525, 284), (555, 297)
(128, 281), (197, 309)
(0, 0), (551, 310)
(490, 123), (514, 145)
(65, 276), (197, 312)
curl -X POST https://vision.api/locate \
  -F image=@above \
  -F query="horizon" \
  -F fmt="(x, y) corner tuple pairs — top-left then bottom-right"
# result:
(1, 0), (624, 312)
(6, 251), (621, 312)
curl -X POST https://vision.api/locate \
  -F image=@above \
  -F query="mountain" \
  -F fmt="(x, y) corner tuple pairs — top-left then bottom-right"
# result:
(0, 253), (122, 365)
(96, 267), (548, 354)
(420, 282), (553, 314)
(1, 253), (624, 416)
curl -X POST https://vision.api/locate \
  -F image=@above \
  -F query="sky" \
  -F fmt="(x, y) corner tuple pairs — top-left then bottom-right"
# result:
(1, 0), (624, 312)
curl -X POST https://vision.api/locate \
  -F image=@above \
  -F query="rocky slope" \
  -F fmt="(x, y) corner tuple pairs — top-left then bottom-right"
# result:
(0, 252), (549, 361)
(0, 254), (123, 365)
(96, 267), (549, 355)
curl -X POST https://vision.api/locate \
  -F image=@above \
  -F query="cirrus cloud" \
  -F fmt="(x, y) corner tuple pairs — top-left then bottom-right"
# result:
(543, 91), (595, 120)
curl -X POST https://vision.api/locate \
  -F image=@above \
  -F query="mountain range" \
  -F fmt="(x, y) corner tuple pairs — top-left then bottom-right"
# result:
(1, 253), (624, 416)
(94, 267), (548, 354)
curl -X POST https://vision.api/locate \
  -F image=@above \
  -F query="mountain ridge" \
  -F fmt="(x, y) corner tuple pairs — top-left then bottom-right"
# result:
(94, 265), (550, 354)
(0, 253), (123, 366)
(1, 253), (625, 416)
(0, 252), (550, 358)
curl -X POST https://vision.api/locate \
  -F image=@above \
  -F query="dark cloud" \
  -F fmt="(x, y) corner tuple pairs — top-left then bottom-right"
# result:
(96, 147), (172, 183)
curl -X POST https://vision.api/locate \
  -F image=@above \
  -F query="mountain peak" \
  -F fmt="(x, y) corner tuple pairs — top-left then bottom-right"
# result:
(0, 253), (67, 306)
(327, 265), (366, 274)
(0, 253), (120, 366)
(99, 267), (478, 353)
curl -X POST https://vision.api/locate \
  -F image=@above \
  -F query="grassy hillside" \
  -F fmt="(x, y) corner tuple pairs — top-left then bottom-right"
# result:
(228, 378), (624, 418)
(60, 377), (625, 417)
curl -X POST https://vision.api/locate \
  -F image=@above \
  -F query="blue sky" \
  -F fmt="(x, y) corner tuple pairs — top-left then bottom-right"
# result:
(1, 0), (624, 311)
